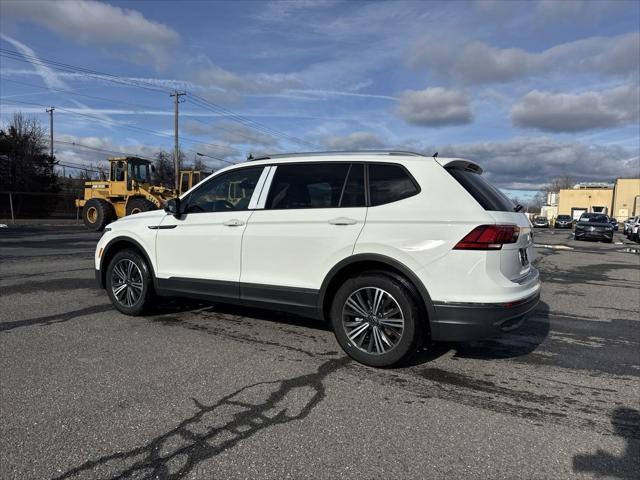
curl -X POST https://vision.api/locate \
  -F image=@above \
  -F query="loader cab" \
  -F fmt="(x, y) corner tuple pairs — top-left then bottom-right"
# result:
(109, 157), (152, 193)
(179, 170), (205, 195)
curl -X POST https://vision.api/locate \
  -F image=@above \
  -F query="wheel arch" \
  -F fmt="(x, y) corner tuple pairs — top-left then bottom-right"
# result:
(318, 254), (435, 327)
(99, 236), (156, 289)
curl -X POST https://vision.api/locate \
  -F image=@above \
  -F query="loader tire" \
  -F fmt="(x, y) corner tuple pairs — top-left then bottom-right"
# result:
(83, 198), (114, 232)
(126, 198), (156, 216)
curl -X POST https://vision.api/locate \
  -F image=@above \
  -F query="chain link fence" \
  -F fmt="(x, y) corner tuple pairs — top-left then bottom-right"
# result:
(0, 191), (81, 223)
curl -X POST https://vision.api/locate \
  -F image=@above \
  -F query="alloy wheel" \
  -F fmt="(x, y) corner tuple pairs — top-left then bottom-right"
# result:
(342, 287), (404, 355)
(111, 259), (143, 307)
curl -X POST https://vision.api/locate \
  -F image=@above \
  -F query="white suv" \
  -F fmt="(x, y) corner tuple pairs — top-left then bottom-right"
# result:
(95, 152), (540, 367)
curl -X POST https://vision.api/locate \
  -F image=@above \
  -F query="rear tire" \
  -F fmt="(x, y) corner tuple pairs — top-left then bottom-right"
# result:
(105, 248), (155, 316)
(126, 198), (156, 216)
(82, 198), (115, 231)
(330, 273), (420, 367)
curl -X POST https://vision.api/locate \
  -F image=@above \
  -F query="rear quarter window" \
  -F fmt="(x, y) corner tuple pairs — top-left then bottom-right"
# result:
(446, 167), (514, 212)
(368, 163), (419, 206)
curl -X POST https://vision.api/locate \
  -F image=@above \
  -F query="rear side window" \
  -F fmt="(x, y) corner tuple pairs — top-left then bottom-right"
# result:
(266, 163), (365, 209)
(368, 164), (419, 206)
(446, 167), (514, 212)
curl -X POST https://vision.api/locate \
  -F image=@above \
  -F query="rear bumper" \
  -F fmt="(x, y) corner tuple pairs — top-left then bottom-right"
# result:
(430, 291), (540, 342)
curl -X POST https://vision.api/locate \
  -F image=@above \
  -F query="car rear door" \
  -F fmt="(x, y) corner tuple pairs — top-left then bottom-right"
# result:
(240, 162), (366, 303)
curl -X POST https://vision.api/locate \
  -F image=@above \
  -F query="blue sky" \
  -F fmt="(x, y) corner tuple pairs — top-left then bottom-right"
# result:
(1, 0), (638, 199)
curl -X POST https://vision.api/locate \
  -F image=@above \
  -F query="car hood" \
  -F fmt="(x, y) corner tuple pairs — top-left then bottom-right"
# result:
(108, 209), (166, 230)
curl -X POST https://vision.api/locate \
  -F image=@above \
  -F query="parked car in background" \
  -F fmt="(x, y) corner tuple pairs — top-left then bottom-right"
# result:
(93, 151), (540, 367)
(623, 216), (638, 235)
(554, 215), (573, 229)
(628, 217), (640, 242)
(575, 213), (614, 243)
(533, 216), (549, 228)
(606, 216), (619, 231)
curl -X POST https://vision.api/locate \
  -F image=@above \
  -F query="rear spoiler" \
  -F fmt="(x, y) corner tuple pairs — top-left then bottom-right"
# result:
(435, 157), (483, 174)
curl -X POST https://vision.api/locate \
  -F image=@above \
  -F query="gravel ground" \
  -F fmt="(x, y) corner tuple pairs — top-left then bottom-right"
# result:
(1, 227), (638, 479)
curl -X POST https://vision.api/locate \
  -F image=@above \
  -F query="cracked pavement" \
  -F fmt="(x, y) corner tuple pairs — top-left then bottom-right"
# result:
(1, 227), (638, 479)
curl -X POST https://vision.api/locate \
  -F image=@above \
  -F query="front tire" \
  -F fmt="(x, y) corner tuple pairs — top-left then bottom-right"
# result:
(82, 198), (115, 231)
(330, 273), (420, 367)
(105, 248), (155, 315)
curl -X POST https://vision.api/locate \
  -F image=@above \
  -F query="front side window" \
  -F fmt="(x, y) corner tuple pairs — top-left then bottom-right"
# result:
(184, 167), (262, 213)
(369, 163), (419, 206)
(266, 163), (364, 209)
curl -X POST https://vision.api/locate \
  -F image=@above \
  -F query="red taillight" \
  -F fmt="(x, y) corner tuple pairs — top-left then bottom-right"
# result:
(454, 225), (520, 250)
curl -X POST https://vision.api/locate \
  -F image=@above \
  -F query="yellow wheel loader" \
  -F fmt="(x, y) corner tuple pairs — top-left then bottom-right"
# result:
(75, 157), (204, 231)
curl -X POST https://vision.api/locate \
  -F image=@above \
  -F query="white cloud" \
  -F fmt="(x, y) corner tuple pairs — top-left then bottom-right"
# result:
(323, 131), (386, 150)
(425, 137), (639, 189)
(193, 66), (302, 95)
(511, 84), (640, 132)
(409, 32), (640, 84)
(395, 88), (473, 126)
(183, 121), (279, 147)
(0, 34), (67, 89)
(3, 0), (179, 68)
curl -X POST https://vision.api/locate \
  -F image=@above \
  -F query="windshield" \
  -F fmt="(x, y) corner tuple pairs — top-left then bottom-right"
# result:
(557, 215), (571, 220)
(579, 213), (608, 223)
(128, 161), (151, 183)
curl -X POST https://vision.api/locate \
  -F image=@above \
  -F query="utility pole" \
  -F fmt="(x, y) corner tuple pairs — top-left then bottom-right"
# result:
(45, 107), (54, 159)
(170, 91), (186, 190)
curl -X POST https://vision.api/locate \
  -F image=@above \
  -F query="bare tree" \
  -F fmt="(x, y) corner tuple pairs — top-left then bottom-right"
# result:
(0, 112), (57, 192)
(545, 175), (576, 193)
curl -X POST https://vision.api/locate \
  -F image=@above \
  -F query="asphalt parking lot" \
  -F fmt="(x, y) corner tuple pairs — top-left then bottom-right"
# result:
(1, 227), (639, 479)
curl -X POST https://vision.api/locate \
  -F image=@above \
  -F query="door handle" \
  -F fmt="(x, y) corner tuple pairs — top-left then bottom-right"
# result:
(223, 219), (245, 227)
(328, 217), (357, 226)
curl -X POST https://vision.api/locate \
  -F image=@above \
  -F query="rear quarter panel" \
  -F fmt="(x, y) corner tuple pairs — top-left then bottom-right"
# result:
(354, 161), (496, 302)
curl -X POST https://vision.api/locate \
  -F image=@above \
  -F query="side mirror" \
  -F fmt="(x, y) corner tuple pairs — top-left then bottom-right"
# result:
(164, 197), (181, 217)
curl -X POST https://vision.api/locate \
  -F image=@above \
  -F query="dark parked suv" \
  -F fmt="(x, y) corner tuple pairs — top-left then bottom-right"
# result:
(574, 213), (614, 242)
(554, 215), (573, 229)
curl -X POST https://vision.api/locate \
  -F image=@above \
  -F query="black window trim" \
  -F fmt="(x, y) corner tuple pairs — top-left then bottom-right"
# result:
(183, 160), (421, 213)
(365, 161), (421, 207)
(262, 161), (367, 211)
(181, 165), (266, 214)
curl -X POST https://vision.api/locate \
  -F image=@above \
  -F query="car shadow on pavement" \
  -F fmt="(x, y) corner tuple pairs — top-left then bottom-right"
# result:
(152, 297), (331, 332)
(50, 357), (350, 480)
(405, 301), (551, 366)
(572, 407), (640, 479)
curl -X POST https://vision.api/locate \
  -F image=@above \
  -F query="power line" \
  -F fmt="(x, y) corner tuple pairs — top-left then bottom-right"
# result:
(1, 99), (234, 152)
(1, 48), (319, 150)
(189, 94), (321, 149)
(0, 48), (171, 93)
(54, 140), (155, 162)
(0, 78), (284, 150)
(0, 77), (163, 112)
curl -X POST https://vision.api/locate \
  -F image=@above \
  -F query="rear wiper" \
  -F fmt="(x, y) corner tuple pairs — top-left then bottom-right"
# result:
(514, 204), (524, 212)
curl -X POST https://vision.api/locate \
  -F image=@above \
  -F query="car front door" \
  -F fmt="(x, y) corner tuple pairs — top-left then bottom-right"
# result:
(240, 162), (367, 309)
(155, 166), (266, 300)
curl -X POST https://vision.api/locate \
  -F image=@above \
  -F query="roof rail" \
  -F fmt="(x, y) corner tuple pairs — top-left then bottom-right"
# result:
(247, 150), (425, 161)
